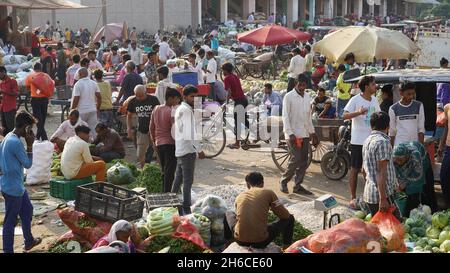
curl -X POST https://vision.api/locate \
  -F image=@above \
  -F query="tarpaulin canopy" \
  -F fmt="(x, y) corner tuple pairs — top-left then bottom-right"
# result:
(403, 0), (441, 4)
(93, 22), (128, 44)
(237, 25), (311, 46)
(0, 0), (88, 9)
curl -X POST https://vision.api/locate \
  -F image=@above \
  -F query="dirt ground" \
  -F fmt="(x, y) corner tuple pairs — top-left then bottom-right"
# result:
(0, 104), (446, 253)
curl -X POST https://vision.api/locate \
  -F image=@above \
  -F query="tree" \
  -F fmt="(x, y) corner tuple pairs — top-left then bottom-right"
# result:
(419, 0), (450, 19)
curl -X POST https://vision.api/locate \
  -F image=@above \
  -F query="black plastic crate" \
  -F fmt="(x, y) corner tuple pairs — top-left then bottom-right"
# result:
(75, 182), (145, 222)
(145, 193), (182, 211)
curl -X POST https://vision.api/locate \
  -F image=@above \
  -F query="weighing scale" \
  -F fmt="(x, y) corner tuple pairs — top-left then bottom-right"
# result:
(314, 194), (341, 230)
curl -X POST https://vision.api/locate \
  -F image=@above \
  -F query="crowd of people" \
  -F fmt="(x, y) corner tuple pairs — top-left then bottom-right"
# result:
(0, 19), (449, 253)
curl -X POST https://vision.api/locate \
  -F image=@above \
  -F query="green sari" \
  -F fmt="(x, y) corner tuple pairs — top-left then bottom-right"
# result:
(393, 142), (430, 195)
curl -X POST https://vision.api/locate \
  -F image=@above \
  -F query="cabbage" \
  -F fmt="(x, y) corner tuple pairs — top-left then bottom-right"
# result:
(354, 211), (366, 220)
(432, 212), (449, 229)
(415, 238), (428, 248)
(404, 218), (415, 227)
(365, 214), (372, 222)
(137, 224), (149, 240)
(106, 163), (135, 185)
(438, 230), (450, 244)
(432, 247), (441, 253)
(440, 240), (450, 252)
(443, 226), (450, 232)
(426, 226), (441, 239)
(428, 239), (439, 248)
(404, 225), (411, 233)
(411, 227), (426, 237)
(421, 205), (432, 216)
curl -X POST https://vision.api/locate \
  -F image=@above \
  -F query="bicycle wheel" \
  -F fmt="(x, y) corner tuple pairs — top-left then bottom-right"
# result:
(312, 142), (333, 163)
(202, 118), (226, 159)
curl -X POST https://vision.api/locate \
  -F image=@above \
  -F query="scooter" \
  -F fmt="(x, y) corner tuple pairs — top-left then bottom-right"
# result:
(320, 120), (351, 180)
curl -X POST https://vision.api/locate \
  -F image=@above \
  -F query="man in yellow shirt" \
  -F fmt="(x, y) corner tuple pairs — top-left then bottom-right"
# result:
(336, 64), (352, 118)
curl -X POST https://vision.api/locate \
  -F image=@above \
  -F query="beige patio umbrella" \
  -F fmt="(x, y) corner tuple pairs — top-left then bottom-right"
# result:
(312, 25), (418, 63)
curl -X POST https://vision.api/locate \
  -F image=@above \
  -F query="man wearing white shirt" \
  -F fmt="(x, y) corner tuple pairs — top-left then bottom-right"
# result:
(129, 41), (143, 70)
(280, 74), (319, 195)
(70, 68), (102, 139)
(154, 30), (161, 44)
(343, 76), (381, 209)
(159, 37), (171, 63)
(204, 51), (217, 101)
(389, 82), (425, 147)
(188, 52), (204, 84)
(248, 12), (255, 22)
(287, 48), (306, 92)
(172, 85), (205, 214)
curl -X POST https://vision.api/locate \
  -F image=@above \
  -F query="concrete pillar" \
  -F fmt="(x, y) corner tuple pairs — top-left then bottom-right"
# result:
(287, 0), (299, 28)
(354, 0), (362, 18)
(369, 3), (374, 16)
(51, 10), (56, 27)
(102, 0), (107, 27)
(243, 0), (256, 19)
(300, 0), (306, 20)
(342, 0), (348, 16)
(333, 0), (338, 18)
(394, 0), (398, 15)
(382, 0), (387, 17)
(192, 0), (202, 28)
(270, 0), (277, 22)
(159, 0), (164, 30)
(404, 2), (408, 16)
(220, 0), (228, 22)
(309, 0), (315, 23)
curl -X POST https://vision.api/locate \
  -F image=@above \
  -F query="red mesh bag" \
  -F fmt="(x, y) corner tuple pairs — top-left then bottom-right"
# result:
(57, 208), (112, 245)
(286, 219), (383, 253)
(371, 207), (407, 253)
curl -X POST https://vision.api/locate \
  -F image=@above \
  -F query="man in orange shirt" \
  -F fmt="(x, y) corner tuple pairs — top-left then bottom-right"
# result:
(25, 63), (55, 141)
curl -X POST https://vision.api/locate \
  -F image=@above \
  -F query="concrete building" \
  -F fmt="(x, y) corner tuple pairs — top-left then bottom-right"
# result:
(29, 0), (418, 32)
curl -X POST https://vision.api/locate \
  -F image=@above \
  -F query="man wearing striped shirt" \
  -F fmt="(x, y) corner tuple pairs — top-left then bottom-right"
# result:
(362, 112), (399, 217)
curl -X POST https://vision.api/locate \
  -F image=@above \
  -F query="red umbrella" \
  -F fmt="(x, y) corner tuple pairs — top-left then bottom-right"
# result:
(237, 25), (311, 46)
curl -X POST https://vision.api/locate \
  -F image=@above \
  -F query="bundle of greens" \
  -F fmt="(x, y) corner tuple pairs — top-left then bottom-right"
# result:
(76, 217), (97, 228)
(48, 241), (90, 253)
(128, 164), (162, 193)
(268, 212), (312, 246)
(107, 159), (141, 178)
(145, 235), (205, 253)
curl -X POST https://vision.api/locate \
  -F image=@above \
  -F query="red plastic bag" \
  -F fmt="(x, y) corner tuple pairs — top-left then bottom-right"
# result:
(173, 217), (208, 250)
(371, 206), (406, 253)
(57, 208), (112, 245)
(286, 219), (382, 253)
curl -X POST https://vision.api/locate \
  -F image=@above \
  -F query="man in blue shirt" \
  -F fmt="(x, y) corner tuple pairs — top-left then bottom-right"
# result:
(210, 34), (219, 55)
(263, 83), (283, 116)
(0, 110), (42, 253)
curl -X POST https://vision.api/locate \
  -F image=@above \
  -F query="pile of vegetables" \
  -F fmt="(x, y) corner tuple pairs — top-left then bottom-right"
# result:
(107, 159), (141, 178)
(106, 163), (136, 185)
(353, 211), (373, 222)
(147, 207), (179, 236)
(192, 195), (228, 246)
(268, 212), (313, 247)
(402, 205), (450, 253)
(145, 235), (206, 253)
(128, 164), (162, 193)
(48, 241), (90, 253)
(279, 71), (288, 82)
(76, 217), (97, 229)
(188, 214), (212, 247)
(51, 154), (63, 177)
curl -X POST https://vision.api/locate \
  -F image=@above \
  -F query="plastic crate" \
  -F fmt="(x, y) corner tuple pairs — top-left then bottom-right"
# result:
(75, 182), (145, 222)
(146, 193), (182, 211)
(49, 176), (93, 201)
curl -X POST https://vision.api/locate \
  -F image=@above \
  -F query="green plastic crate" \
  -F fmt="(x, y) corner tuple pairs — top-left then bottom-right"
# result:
(50, 177), (93, 201)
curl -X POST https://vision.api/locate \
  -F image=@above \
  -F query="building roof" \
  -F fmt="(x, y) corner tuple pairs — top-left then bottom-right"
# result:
(344, 69), (450, 84)
(0, 0), (88, 9)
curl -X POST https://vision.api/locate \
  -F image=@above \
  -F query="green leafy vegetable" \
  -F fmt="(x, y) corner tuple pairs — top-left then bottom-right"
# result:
(145, 236), (205, 253)
(268, 212), (312, 246)
(129, 164), (162, 193)
(76, 217), (97, 228)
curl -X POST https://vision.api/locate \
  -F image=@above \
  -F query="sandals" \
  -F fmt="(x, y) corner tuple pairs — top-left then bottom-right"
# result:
(227, 144), (240, 150)
(23, 237), (42, 252)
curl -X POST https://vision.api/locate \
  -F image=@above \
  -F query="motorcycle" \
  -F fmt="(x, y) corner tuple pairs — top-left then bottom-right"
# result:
(320, 120), (351, 180)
